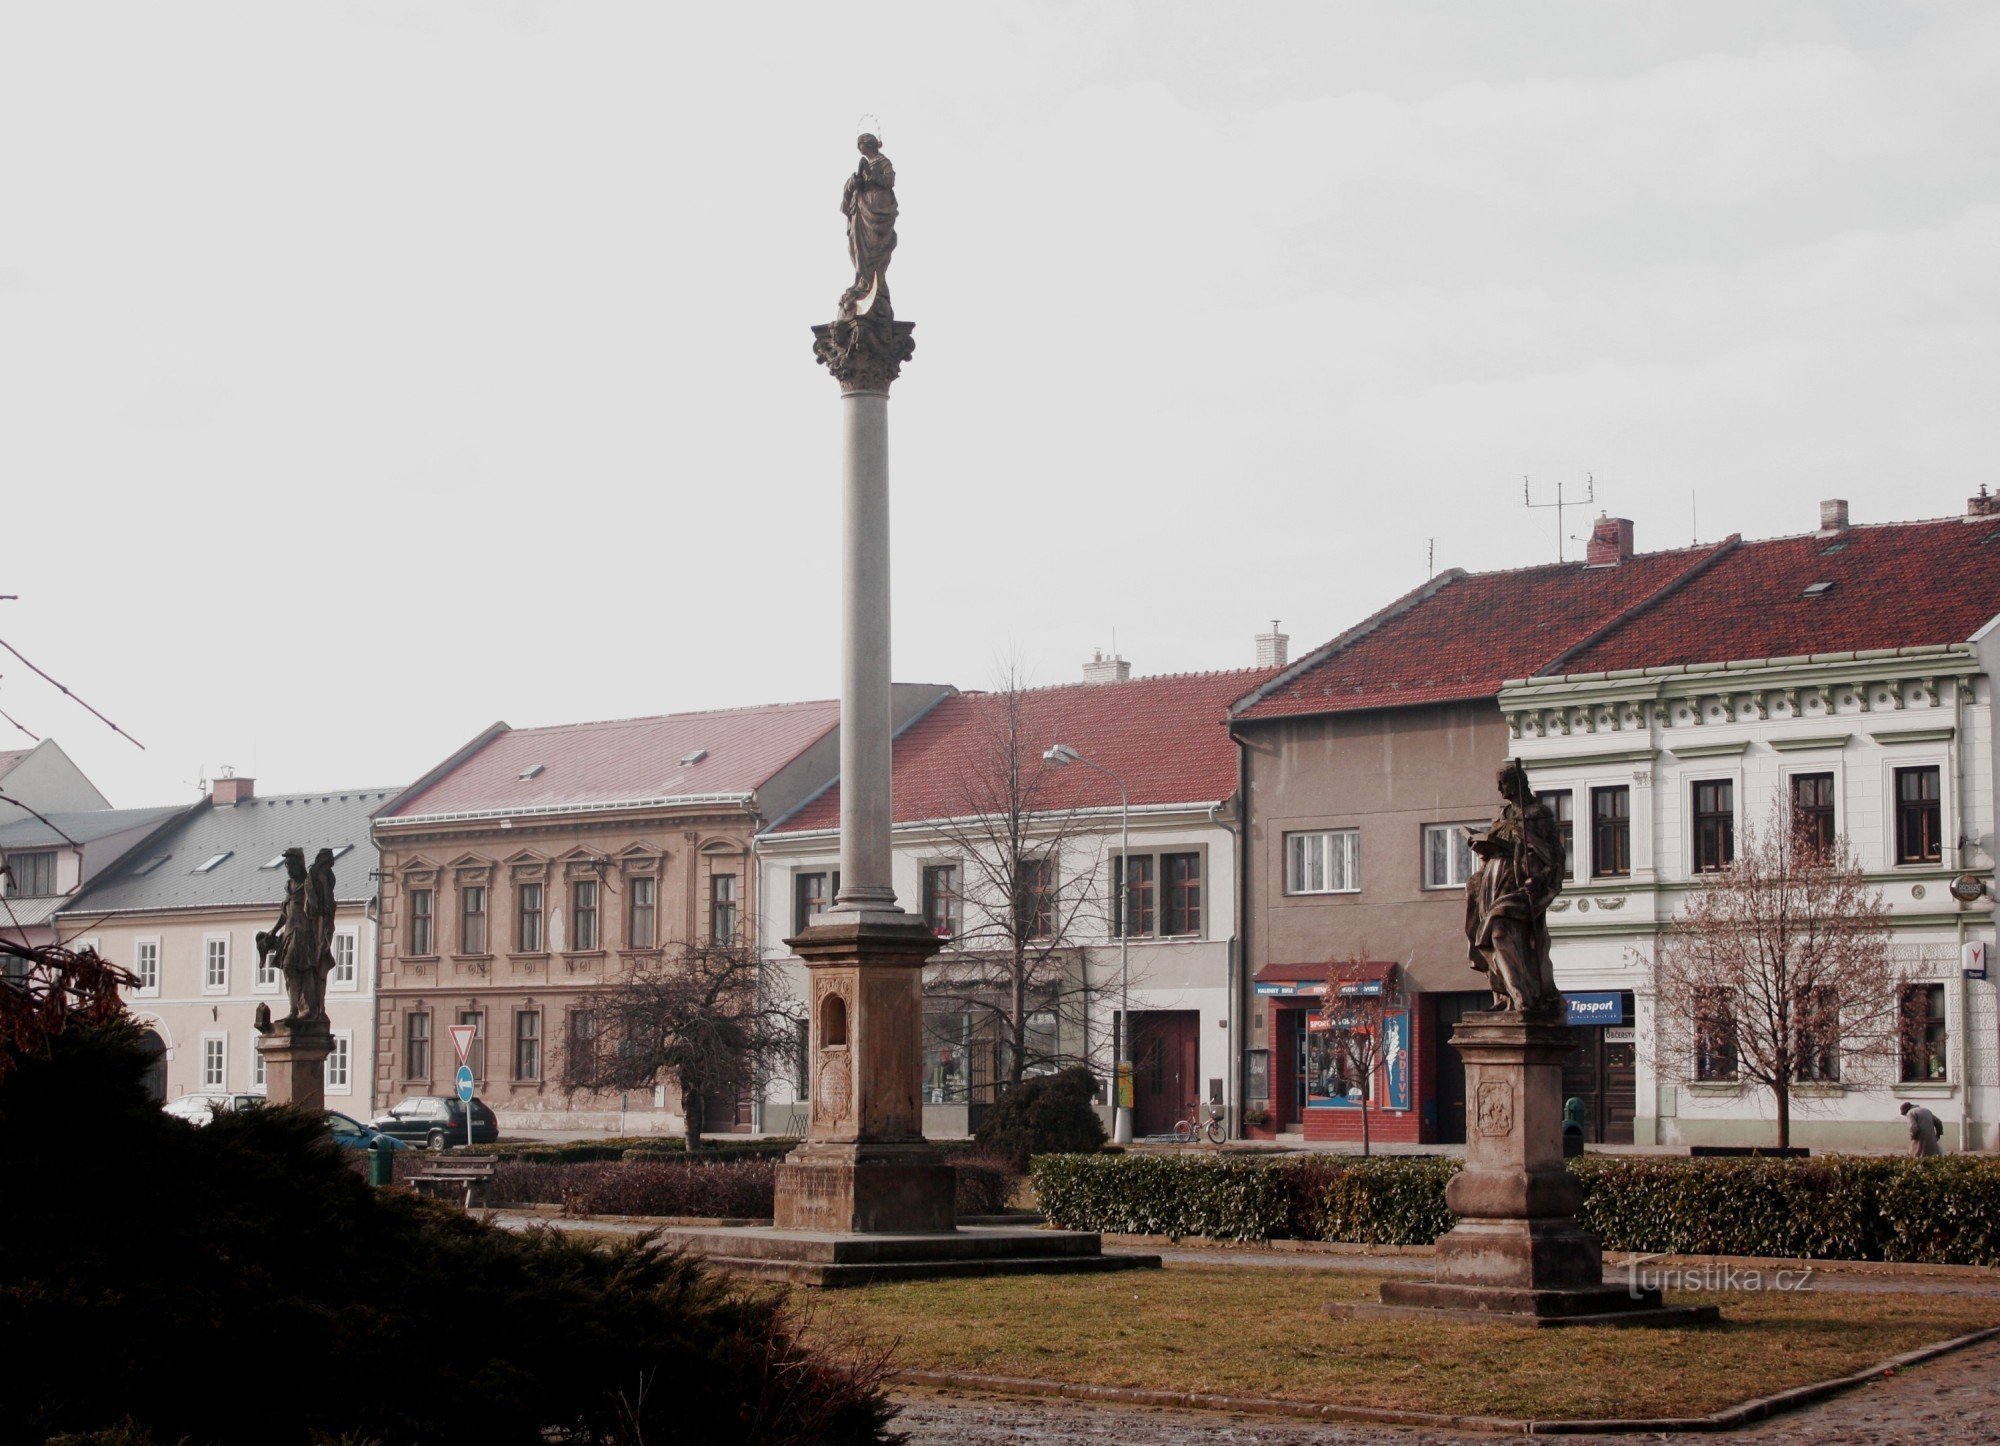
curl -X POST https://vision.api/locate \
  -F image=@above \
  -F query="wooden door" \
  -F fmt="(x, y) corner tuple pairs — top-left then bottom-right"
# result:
(1130, 1010), (1200, 1138)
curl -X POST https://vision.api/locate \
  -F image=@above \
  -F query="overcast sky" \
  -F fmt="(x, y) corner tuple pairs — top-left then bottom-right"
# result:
(2, 2), (1996, 808)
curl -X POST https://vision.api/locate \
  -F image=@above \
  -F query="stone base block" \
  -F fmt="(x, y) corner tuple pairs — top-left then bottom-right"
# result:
(1433, 1218), (1606, 1292)
(1331, 1281), (1720, 1330)
(663, 1224), (1161, 1288)
(255, 1024), (331, 1113)
(773, 1144), (957, 1233)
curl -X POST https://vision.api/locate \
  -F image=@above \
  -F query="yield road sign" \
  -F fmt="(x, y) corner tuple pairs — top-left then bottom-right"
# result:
(455, 1065), (475, 1103)
(449, 1023), (477, 1065)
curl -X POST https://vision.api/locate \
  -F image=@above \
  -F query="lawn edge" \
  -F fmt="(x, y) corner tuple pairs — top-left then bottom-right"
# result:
(889, 1322), (2000, 1435)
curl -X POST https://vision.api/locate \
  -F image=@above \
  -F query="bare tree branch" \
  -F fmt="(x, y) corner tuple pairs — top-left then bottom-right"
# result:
(0, 637), (146, 750)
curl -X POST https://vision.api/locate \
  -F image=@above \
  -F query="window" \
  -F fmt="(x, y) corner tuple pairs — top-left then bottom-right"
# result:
(253, 1042), (266, 1091)
(7, 849), (55, 895)
(1901, 983), (1948, 1082)
(455, 1009), (484, 1079)
(1164, 852), (1202, 936)
(1535, 791), (1573, 879)
(514, 1010), (542, 1081)
(570, 879), (599, 951)
(325, 1032), (352, 1093)
(698, 871), (732, 944)
(203, 936), (229, 993)
(1591, 787), (1630, 879)
(405, 1011), (431, 1079)
(1119, 854), (1156, 937)
(1895, 767), (1943, 865)
(1422, 824), (1476, 890)
(331, 931), (357, 988)
(1790, 773), (1837, 856)
(1694, 989), (1738, 1082)
(921, 864), (959, 938)
(408, 888), (435, 956)
(134, 939), (160, 994)
(460, 885), (487, 954)
(1692, 779), (1735, 873)
(568, 1009), (597, 1073)
(793, 870), (839, 934)
(1015, 857), (1054, 940)
(255, 936), (280, 992)
(192, 851), (233, 874)
(1285, 830), (1359, 894)
(629, 876), (657, 949)
(1796, 987), (1840, 1083)
(202, 1035), (227, 1089)
(517, 882), (544, 952)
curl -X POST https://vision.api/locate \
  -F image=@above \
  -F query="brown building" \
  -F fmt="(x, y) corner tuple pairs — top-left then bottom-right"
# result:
(371, 691), (947, 1133)
(1230, 519), (1713, 1143)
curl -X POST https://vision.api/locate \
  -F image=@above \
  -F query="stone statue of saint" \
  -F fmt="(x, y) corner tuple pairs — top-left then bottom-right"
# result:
(839, 133), (898, 320)
(1464, 760), (1564, 1015)
(256, 846), (339, 1026)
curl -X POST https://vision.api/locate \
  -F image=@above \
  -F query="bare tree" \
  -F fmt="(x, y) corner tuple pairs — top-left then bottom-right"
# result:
(1651, 802), (1903, 1149)
(916, 676), (1119, 1102)
(561, 941), (803, 1152)
(1314, 958), (1403, 1157)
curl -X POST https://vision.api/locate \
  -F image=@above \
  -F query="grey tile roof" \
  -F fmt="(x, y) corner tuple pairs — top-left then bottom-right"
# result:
(61, 788), (396, 918)
(0, 805), (188, 850)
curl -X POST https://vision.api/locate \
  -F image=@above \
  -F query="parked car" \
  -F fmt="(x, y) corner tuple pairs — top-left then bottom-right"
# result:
(325, 1110), (409, 1152)
(162, 1093), (264, 1125)
(370, 1095), (499, 1150)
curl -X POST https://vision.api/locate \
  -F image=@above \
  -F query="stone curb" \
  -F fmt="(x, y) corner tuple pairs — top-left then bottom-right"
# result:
(889, 1323), (2000, 1436)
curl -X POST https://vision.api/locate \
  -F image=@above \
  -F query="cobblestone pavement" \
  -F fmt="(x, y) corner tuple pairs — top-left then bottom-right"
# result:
(889, 1334), (2000, 1442)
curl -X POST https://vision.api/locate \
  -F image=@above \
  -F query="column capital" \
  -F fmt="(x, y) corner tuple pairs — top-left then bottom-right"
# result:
(812, 316), (915, 392)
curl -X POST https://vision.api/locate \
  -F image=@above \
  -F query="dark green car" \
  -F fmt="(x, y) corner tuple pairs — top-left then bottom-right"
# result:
(369, 1095), (500, 1150)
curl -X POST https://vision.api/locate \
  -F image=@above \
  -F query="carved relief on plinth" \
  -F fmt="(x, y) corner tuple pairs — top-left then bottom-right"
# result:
(1475, 1080), (1514, 1137)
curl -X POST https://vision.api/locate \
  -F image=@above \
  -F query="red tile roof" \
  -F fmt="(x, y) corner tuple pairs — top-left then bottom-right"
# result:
(382, 699), (844, 820)
(0, 748), (32, 779)
(1559, 515), (2000, 673)
(772, 669), (1276, 834)
(1233, 546), (1722, 720)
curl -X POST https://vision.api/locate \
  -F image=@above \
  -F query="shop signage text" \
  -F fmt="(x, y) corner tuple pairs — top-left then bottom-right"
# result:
(1564, 992), (1625, 1027)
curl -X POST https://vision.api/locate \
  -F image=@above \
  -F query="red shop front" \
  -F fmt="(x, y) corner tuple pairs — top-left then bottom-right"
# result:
(1245, 961), (1432, 1146)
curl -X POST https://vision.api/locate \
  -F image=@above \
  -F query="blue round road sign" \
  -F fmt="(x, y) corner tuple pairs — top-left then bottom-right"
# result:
(455, 1065), (475, 1102)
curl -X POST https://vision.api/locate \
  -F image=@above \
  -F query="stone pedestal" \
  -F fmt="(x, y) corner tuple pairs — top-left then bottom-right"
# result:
(255, 1021), (332, 1113)
(1332, 1012), (1716, 1329)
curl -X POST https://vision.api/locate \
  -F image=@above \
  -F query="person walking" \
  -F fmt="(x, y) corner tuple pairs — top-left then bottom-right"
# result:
(1901, 1100), (1945, 1156)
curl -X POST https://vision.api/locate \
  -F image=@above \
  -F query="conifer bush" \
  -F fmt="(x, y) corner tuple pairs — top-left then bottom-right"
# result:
(972, 1066), (1108, 1172)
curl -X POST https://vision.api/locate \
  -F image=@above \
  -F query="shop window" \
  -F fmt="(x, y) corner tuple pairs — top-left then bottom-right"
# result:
(1693, 989), (1737, 1082)
(1901, 983), (1947, 1082)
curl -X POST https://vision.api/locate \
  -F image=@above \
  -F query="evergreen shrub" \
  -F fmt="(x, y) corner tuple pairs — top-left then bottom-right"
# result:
(973, 1066), (1108, 1172)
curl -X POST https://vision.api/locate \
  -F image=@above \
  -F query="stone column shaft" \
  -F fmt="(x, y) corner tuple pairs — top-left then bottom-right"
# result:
(837, 387), (894, 908)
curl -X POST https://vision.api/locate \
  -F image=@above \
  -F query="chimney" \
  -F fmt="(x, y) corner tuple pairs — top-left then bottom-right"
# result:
(1585, 514), (1635, 566)
(211, 771), (255, 805)
(1970, 486), (2000, 518)
(1255, 620), (1289, 668)
(1082, 649), (1131, 685)
(1819, 499), (1850, 533)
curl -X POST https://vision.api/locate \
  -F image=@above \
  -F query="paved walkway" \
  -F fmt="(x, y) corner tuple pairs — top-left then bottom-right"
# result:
(891, 1333), (2000, 1442)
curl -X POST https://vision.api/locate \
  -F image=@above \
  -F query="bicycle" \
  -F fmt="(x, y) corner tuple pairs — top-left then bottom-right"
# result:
(1173, 1098), (1227, 1145)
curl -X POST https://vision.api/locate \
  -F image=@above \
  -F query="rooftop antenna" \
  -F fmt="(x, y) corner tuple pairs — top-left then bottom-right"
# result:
(1524, 473), (1595, 562)
(1691, 489), (1699, 546)
(1427, 538), (1435, 577)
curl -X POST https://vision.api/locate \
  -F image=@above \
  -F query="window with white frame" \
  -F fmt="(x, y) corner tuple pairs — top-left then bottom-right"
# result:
(1285, 830), (1359, 895)
(331, 930), (358, 989)
(325, 1031), (352, 1093)
(201, 1034), (227, 1089)
(203, 936), (230, 993)
(1422, 824), (1478, 890)
(253, 1042), (267, 1091)
(134, 938), (161, 994)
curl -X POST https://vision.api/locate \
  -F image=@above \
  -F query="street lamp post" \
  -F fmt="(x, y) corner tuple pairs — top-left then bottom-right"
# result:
(1043, 742), (1133, 1145)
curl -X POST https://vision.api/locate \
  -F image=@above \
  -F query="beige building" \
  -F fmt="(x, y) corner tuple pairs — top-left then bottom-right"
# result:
(55, 775), (389, 1109)
(372, 691), (946, 1134)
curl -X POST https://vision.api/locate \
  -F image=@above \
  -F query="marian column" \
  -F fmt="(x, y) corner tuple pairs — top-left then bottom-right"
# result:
(773, 133), (955, 1233)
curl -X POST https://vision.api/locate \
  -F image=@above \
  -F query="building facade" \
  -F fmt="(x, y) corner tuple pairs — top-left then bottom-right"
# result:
(372, 691), (946, 1134)
(2, 802), (190, 951)
(56, 776), (388, 1109)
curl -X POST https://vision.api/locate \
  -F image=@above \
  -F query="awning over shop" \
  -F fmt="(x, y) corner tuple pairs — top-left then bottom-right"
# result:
(1253, 959), (1400, 998)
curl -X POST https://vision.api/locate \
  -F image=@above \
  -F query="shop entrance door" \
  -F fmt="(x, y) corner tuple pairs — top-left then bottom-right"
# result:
(1560, 991), (1636, 1144)
(1431, 991), (1489, 1144)
(1131, 1010), (1200, 1138)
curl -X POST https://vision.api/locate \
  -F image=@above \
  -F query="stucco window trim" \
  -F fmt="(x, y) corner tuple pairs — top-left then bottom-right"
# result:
(1682, 1081), (1743, 1098)
(1891, 1081), (1955, 1099)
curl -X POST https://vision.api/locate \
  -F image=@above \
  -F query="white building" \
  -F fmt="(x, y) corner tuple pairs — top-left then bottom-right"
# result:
(1503, 500), (2000, 1150)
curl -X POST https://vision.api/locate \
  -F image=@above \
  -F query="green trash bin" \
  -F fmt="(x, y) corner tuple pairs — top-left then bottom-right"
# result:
(369, 1140), (396, 1187)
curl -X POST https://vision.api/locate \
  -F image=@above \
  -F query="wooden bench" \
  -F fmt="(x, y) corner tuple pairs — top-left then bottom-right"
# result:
(411, 1156), (498, 1209)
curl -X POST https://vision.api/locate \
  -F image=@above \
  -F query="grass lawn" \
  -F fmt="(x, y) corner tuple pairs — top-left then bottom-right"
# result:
(802, 1264), (2000, 1421)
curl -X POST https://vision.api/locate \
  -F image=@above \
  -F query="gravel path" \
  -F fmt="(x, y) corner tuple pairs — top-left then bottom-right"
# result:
(889, 1333), (2000, 1442)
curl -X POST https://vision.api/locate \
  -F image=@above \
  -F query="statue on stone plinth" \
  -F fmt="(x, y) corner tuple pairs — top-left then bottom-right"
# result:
(255, 846), (339, 1027)
(1464, 760), (1563, 1015)
(815, 133), (915, 390)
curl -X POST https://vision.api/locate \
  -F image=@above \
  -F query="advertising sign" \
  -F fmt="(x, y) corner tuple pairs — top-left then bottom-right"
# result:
(1965, 940), (1989, 981)
(1564, 992), (1625, 1027)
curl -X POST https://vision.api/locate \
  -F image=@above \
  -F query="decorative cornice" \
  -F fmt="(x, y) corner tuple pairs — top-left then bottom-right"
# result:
(1872, 726), (1955, 745)
(1668, 740), (1751, 760)
(1767, 733), (1853, 752)
(812, 316), (915, 392)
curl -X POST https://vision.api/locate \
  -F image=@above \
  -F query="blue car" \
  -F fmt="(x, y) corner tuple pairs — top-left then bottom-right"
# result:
(326, 1110), (408, 1152)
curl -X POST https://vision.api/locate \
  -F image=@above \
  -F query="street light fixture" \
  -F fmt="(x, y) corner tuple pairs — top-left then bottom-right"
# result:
(1042, 742), (1133, 1145)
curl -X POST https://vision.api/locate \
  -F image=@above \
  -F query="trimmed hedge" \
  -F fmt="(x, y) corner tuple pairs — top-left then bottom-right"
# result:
(488, 1154), (1023, 1220)
(1031, 1152), (2000, 1264)
(467, 1136), (801, 1164)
